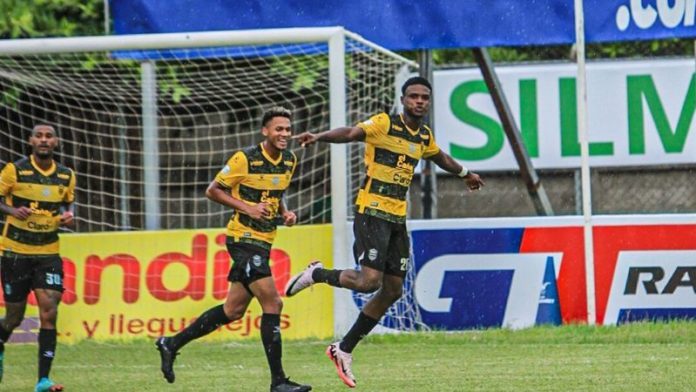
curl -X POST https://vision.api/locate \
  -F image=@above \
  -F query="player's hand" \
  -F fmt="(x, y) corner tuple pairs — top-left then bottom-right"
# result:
(464, 172), (485, 191)
(282, 210), (297, 227)
(292, 132), (319, 148)
(246, 202), (272, 220)
(12, 206), (31, 220)
(60, 210), (74, 227)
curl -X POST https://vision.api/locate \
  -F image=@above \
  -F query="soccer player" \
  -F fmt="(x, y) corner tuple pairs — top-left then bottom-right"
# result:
(285, 76), (484, 388)
(155, 107), (311, 392)
(0, 124), (75, 392)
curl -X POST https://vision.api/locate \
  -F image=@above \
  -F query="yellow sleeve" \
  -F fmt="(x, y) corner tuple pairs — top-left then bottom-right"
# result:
(357, 113), (390, 145)
(0, 163), (16, 197)
(214, 151), (248, 188)
(64, 169), (76, 203)
(422, 127), (441, 159)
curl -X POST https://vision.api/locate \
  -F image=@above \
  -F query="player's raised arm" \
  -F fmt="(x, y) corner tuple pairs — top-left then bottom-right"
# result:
(428, 150), (485, 191)
(292, 126), (366, 147)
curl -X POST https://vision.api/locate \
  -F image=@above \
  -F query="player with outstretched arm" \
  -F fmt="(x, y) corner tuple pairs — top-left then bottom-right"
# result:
(285, 77), (484, 388)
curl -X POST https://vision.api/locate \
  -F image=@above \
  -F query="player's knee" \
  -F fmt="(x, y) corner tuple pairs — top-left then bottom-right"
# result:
(223, 303), (247, 321)
(262, 297), (283, 314)
(383, 285), (403, 302)
(355, 277), (382, 293)
(3, 315), (23, 330)
(39, 307), (58, 324)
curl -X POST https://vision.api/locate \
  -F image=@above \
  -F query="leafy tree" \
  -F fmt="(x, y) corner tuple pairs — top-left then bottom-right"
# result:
(0, 0), (104, 39)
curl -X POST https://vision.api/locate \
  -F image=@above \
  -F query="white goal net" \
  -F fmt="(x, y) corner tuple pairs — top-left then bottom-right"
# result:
(0, 29), (413, 231)
(0, 28), (426, 333)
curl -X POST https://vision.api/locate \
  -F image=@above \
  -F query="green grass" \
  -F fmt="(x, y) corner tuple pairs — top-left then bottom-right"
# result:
(2, 322), (695, 391)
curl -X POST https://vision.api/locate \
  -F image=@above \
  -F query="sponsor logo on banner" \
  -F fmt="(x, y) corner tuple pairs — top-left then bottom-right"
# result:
(1, 226), (334, 342)
(615, 0), (696, 31)
(603, 250), (696, 325)
(410, 228), (563, 330)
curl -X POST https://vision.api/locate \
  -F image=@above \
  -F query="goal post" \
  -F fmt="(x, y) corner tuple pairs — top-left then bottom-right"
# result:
(0, 27), (424, 334)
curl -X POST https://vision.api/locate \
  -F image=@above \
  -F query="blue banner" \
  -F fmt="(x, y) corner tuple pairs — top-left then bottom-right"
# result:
(585, 0), (696, 42)
(113, 0), (575, 50)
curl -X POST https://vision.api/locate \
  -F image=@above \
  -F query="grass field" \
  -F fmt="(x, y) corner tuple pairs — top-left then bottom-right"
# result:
(2, 321), (695, 391)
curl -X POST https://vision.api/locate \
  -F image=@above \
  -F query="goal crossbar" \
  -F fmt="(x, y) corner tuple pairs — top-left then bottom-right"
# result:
(0, 27), (415, 67)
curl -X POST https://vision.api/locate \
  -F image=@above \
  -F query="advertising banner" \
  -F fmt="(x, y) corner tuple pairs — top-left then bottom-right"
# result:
(1, 225), (334, 343)
(585, 0), (696, 43)
(591, 218), (696, 325)
(113, 0), (575, 50)
(334, 215), (696, 334)
(433, 59), (696, 171)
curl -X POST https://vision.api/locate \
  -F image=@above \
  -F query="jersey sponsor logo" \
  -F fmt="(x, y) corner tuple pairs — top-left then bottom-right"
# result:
(28, 221), (53, 231)
(29, 201), (53, 217)
(392, 172), (412, 186)
(396, 155), (414, 171)
(603, 250), (696, 324)
(615, 0), (696, 32)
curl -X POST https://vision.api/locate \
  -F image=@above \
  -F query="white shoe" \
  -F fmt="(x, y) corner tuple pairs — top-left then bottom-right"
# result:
(284, 261), (323, 297)
(326, 342), (356, 388)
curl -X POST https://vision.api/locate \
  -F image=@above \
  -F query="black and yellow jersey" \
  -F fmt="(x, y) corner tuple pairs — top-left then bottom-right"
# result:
(214, 143), (296, 249)
(0, 155), (76, 256)
(355, 112), (440, 223)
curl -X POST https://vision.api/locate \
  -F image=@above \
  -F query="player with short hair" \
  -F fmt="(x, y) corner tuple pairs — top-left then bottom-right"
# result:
(156, 106), (311, 392)
(286, 76), (484, 388)
(0, 124), (75, 392)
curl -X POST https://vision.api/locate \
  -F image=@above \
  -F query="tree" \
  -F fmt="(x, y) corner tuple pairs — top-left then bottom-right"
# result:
(0, 0), (104, 39)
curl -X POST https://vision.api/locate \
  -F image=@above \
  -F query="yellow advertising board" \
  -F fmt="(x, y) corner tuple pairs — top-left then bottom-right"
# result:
(1, 225), (334, 343)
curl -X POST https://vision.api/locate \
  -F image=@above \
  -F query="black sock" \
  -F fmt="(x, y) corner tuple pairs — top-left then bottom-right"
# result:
(170, 305), (231, 351)
(340, 312), (379, 353)
(312, 268), (343, 287)
(0, 323), (12, 352)
(261, 313), (286, 385)
(38, 329), (57, 380)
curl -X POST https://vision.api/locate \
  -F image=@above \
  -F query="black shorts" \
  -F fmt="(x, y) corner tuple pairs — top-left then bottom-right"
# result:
(1, 254), (65, 302)
(353, 212), (410, 278)
(226, 240), (272, 295)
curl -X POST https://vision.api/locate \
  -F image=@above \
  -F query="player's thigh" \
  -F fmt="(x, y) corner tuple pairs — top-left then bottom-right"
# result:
(249, 276), (282, 314)
(223, 282), (253, 319)
(353, 213), (392, 272)
(383, 222), (410, 278)
(1, 255), (34, 303)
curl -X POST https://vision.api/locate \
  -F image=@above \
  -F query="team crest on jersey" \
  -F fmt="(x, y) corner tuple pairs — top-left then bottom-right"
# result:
(409, 143), (416, 153)
(42, 187), (51, 197)
(272, 177), (280, 185)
